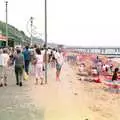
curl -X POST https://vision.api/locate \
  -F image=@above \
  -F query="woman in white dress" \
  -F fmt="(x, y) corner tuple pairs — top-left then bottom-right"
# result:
(34, 48), (44, 85)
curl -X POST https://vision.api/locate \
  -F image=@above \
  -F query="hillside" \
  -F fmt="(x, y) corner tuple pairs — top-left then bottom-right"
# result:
(0, 21), (30, 46)
(0, 21), (61, 48)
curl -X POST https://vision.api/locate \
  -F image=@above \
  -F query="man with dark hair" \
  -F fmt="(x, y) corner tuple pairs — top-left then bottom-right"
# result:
(14, 49), (24, 86)
(54, 50), (64, 81)
(23, 46), (31, 74)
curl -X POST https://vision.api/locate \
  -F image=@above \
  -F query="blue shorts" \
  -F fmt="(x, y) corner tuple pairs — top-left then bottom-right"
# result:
(56, 63), (62, 71)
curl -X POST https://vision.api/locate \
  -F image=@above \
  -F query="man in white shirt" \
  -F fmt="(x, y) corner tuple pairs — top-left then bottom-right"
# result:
(54, 50), (64, 81)
(0, 49), (9, 87)
(41, 48), (45, 56)
(47, 48), (51, 55)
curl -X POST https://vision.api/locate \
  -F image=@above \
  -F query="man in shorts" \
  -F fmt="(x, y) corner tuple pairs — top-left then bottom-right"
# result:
(55, 50), (64, 81)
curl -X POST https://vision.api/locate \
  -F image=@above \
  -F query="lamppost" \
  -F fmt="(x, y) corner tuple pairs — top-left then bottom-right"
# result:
(30, 17), (34, 46)
(45, 0), (48, 84)
(5, 1), (8, 47)
(26, 17), (43, 46)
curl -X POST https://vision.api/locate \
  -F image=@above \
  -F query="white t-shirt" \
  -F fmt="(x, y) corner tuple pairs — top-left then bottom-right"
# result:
(53, 51), (56, 55)
(41, 50), (45, 56)
(103, 65), (106, 71)
(92, 69), (98, 74)
(47, 49), (51, 55)
(0, 53), (9, 67)
(55, 52), (64, 65)
(105, 64), (109, 68)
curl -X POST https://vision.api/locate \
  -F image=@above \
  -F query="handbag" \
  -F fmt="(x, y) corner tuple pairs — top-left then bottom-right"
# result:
(23, 71), (29, 80)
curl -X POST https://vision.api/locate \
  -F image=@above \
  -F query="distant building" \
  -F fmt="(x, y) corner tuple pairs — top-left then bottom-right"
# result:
(0, 32), (7, 47)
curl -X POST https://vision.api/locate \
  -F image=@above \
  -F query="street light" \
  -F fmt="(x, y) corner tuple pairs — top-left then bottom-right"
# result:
(44, 0), (48, 84)
(26, 17), (43, 46)
(30, 17), (34, 46)
(5, 1), (8, 47)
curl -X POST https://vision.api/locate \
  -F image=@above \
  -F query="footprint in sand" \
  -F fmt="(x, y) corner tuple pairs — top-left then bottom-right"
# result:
(74, 93), (78, 95)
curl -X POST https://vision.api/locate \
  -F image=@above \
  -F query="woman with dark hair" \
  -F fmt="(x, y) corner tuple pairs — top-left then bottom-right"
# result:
(34, 48), (44, 85)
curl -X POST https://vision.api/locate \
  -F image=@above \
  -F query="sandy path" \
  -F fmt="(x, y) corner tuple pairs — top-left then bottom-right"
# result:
(28, 63), (120, 120)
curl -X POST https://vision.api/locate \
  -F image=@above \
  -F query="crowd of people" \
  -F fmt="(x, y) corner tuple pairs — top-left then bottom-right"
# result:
(0, 45), (119, 90)
(0, 45), (64, 87)
(65, 52), (120, 83)
(77, 55), (120, 85)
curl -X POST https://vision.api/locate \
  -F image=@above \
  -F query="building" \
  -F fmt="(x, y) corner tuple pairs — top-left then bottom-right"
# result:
(0, 33), (7, 47)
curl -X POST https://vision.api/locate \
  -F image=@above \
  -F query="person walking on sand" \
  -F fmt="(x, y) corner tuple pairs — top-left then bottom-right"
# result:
(14, 49), (24, 86)
(55, 50), (64, 81)
(0, 48), (9, 87)
(34, 48), (44, 85)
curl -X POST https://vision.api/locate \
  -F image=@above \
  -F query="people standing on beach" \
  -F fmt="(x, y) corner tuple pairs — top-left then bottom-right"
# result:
(110, 64), (113, 72)
(14, 49), (24, 86)
(0, 48), (9, 87)
(23, 46), (31, 75)
(55, 50), (64, 81)
(112, 68), (119, 81)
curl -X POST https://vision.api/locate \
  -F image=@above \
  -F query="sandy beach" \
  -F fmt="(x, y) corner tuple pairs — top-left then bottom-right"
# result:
(27, 62), (120, 120)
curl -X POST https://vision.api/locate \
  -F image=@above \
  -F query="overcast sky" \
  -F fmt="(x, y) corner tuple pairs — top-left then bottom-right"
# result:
(0, 0), (120, 46)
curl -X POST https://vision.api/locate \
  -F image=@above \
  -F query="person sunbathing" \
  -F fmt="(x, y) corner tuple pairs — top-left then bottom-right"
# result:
(112, 68), (119, 81)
